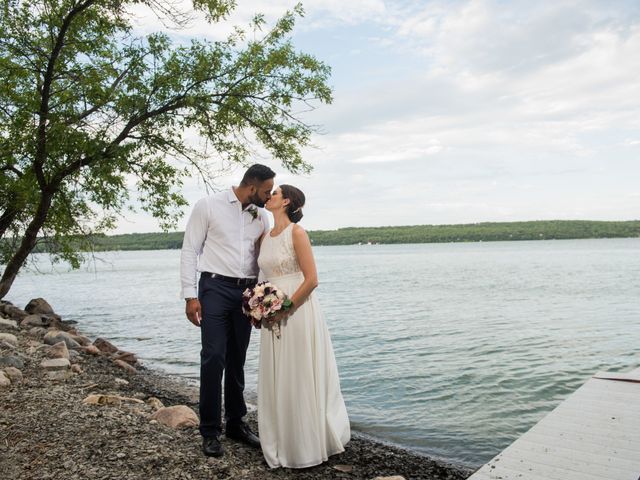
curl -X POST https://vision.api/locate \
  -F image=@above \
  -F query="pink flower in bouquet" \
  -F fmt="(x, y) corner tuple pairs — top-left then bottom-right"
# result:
(270, 297), (283, 311)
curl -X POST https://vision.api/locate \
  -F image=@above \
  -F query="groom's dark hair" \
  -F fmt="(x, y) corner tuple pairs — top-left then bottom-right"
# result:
(240, 164), (276, 186)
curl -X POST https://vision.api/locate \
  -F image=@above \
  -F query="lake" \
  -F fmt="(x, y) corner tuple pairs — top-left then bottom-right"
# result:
(7, 238), (640, 467)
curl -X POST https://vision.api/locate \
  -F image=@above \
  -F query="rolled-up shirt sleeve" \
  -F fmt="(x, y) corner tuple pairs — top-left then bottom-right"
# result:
(180, 198), (209, 299)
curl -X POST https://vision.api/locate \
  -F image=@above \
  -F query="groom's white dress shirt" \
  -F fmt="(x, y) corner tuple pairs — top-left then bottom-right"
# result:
(180, 189), (270, 299)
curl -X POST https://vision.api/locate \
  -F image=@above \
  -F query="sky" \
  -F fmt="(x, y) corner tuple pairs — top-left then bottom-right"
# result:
(114, 0), (640, 233)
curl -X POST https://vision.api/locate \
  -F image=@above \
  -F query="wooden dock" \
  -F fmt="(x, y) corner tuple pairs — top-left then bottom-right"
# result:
(468, 367), (640, 480)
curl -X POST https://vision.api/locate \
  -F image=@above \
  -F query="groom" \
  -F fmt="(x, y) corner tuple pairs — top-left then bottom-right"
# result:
(180, 164), (275, 457)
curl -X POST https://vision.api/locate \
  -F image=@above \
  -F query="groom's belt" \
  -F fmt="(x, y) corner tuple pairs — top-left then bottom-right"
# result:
(204, 272), (257, 286)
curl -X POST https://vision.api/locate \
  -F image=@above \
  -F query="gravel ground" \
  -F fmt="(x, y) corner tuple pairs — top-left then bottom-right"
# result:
(0, 301), (473, 480)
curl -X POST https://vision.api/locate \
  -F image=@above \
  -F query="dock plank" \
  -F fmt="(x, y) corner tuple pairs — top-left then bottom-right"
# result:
(467, 367), (640, 480)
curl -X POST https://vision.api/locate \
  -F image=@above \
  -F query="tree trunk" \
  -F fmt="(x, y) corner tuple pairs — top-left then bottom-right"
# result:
(0, 192), (53, 299)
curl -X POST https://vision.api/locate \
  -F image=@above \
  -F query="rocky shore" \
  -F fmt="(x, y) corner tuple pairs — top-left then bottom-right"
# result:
(0, 298), (473, 480)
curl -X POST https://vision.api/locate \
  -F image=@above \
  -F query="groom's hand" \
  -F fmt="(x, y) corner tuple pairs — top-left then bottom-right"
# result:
(185, 299), (202, 327)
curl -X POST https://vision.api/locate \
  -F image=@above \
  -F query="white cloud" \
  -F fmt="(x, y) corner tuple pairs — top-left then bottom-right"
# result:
(111, 0), (640, 233)
(126, 0), (389, 40)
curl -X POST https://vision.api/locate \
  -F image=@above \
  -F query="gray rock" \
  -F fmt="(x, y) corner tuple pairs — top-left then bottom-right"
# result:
(150, 405), (199, 429)
(0, 340), (16, 350)
(24, 298), (54, 315)
(43, 330), (81, 350)
(113, 359), (137, 374)
(0, 355), (25, 369)
(47, 341), (70, 360)
(42, 314), (64, 329)
(114, 351), (138, 365)
(40, 357), (71, 370)
(28, 327), (48, 338)
(72, 334), (91, 346)
(45, 370), (72, 381)
(81, 345), (101, 356)
(93, 337), (118, 354)
(0, 332), (18, 346)
(3, 366), (22, 383)
(20, 314), (51, 328)
(146, 397), (165, 411)
(2, 305), (28, 321)
(0, 371), (10, 388)
(0, 318), (18, 330)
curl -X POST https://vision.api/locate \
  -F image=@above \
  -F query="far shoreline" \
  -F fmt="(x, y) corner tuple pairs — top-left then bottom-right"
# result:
(24, 219), (640, 253)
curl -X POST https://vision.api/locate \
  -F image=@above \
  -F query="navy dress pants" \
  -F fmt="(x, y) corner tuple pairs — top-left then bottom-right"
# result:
(198, 274), (252, 438)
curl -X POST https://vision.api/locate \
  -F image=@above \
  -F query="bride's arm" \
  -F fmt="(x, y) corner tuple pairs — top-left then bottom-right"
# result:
(288, 224), (318, 312)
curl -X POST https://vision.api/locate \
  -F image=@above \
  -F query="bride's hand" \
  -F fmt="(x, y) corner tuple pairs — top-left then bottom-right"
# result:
(268, 309), (290, 326)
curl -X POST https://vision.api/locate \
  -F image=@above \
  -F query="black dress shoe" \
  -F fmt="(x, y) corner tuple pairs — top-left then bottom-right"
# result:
(202, 436), (224, 457)
(225, 422), (261, 448)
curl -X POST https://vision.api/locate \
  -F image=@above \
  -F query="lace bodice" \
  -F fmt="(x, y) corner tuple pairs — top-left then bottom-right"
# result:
(258, 223), (301, 279)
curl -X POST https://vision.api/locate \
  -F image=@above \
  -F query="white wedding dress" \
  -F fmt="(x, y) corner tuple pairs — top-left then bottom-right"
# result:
(257, 223), (351, 468)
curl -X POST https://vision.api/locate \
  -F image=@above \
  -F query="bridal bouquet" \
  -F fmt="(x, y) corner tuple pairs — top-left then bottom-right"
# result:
(242, 282), (293, 338)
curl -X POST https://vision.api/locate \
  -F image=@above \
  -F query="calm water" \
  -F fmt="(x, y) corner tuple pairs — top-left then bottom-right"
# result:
(7, 238), (640, 467)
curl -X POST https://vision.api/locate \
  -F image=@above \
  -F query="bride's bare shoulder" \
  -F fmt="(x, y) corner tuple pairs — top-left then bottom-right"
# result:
(291, 223), (307, 235)
(291, 224), (310, 242)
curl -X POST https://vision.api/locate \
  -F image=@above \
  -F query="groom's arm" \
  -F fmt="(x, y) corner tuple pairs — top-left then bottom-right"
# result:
(180, 198), (208, 326)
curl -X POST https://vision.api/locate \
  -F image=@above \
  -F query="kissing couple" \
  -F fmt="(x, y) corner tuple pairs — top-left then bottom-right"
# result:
(180, 164), (351, 468)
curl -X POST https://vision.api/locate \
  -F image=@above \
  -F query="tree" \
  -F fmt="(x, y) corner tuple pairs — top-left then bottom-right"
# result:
(0, 0), (332, 298)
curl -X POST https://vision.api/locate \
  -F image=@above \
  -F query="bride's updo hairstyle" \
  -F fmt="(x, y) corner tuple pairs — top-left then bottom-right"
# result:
(280, 185), (305, 223)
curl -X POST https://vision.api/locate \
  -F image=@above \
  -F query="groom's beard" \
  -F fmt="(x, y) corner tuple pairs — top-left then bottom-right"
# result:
(249, 193), (266, 208)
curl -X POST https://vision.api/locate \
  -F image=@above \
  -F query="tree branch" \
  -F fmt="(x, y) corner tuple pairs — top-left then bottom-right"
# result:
(34, 0), (98, 189)
(53, 95), (188, 184)
(1, 164), (24, 177)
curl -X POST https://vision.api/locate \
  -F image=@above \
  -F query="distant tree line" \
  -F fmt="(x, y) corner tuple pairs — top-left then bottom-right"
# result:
(308, 220), (640, 245)
(29, 220), (640, 252)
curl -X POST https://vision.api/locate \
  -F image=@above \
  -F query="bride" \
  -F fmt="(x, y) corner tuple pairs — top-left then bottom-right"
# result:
(257, 184), (351, 469)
